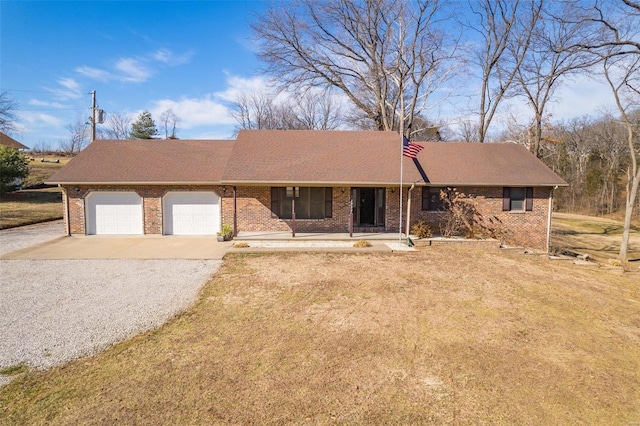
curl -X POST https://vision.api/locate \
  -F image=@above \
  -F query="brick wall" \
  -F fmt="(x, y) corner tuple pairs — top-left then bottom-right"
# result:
(410, 186), (552, 250)
(62, 185), (226, 235)
(62, 184), (552, 249)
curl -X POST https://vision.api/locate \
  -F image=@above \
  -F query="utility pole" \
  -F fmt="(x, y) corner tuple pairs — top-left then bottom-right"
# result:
(90, 90), (97, 144)
(89, 90), (105, 144)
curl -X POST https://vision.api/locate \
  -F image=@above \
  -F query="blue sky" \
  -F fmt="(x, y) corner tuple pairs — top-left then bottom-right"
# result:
(2, 1), (616, 149)
(1, 0), (270, 147)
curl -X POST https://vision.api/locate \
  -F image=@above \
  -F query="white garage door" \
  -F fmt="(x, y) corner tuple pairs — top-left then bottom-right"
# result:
(163, 191), (220, 235)
(86, 192), (143, 235)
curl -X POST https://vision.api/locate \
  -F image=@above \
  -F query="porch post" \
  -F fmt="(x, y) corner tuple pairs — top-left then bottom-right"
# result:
(291, 197), (296, 238)
(233, 186), (237, 237)
(349, 198), (353, 238)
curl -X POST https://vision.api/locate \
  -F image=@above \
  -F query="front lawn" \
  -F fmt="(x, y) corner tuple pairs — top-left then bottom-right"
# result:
(1, 248), (638, 424)
(0, 187), (63, 229)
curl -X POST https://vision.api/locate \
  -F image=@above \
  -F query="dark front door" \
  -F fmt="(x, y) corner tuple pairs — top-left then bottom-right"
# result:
(352, 188), (385, 227)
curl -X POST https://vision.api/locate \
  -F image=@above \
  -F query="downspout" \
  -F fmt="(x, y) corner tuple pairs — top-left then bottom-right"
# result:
(546, 186), (557, 253)
(60, 184), (70, 236)
(405, 183), (415, 239)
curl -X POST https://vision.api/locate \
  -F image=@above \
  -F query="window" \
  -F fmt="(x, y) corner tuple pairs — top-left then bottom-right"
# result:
(271, 187), (332, 219)
(503, 187), (533, 212)
(422, 187), (445, 211)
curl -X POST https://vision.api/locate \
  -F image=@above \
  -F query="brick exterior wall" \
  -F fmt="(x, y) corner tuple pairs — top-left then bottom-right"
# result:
(62, 184), (552, 249)
(409, 186), (552, 250)
(62, 185), (227, 235)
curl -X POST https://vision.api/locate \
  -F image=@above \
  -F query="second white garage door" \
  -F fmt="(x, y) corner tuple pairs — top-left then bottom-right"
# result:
(163, 191), (220, 235)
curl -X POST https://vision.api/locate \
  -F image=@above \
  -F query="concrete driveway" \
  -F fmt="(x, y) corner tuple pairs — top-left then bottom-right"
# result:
(1, 234), (232, 260)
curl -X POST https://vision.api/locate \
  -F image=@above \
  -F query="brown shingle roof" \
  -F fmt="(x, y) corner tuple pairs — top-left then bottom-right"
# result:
(47, 139), (233, 184)
(222, 130), (418, 185)
(0, 132), (29, 150)
(416, 142), (568, 186)
(222, 130), (567, 186)
(46, 131), (567, 187)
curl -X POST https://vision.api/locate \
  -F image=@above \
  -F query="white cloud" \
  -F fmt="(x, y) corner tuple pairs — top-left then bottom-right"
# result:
(17, 111), (65, 127)
(149, 95), (236, 129)
(49, 78), (84, 100)
(215, 74), (273, 102)
(115, 58), (152, 83)
(151, 48), (193, 66)
(75, 66), (113, 82)
(28, 99), (66, 108)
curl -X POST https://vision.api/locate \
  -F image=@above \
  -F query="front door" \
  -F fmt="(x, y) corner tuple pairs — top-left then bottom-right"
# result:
(351, 187), (385, 227)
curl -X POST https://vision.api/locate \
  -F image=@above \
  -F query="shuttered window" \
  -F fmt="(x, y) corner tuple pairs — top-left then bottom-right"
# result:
(271, 187), (333, 219)
(422, 187), (445, 211)
(503, 187), (533, 212)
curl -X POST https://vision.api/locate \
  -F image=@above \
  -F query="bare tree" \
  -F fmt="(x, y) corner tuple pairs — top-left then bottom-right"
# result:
(230, 90), (343, 133)
(0, 91), (19, 134)
(61, 116), (90, 155)
(294, 90), (344, 130)
(252, 0), (458, 135)
(463, 0), (543, 142)
(100, 112), (132, 140)
(602, 53), (640, 264)
(159, 109), (181, 139)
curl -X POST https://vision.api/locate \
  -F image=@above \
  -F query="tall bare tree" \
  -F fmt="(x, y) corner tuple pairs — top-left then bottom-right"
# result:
(514, 1), (596, 156)
(159, 109), (181, 139)
(61, 116), (90, 155)
(100, 112), (132, 140)
(569, 0), (640, 264)
(602, 53), (640, 264)
(252, 0), (458, 135)
(464, 0), (543, 142)
(0, 91), (19, 134)
(230, 90), (344, 133)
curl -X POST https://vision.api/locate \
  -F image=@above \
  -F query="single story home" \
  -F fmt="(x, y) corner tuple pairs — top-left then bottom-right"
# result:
(47, 130), (567, 250)
(0, 132), (29, 150)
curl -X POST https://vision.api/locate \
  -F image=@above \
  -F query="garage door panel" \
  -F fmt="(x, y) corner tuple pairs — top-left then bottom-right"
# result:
(163, 192), (220, 235)
(86, 192), (143, 235)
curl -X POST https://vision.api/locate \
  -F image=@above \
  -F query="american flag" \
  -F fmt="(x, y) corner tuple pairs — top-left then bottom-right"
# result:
(403, 135), (424, 159)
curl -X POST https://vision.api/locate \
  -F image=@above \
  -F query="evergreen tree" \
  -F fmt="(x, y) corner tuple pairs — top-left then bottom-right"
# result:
(0, 146), (29, 194)
(129, 111), (158, 139)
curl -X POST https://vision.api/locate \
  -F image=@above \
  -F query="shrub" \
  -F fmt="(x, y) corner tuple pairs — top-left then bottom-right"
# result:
(410, 220), (432, 239)
(353, 240), (372, 248)
(0, 146), (29, 195)
(439, 188), (505, 239)
(233, 242), (250, 248)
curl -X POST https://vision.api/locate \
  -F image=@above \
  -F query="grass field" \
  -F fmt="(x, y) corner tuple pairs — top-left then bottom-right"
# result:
(1, 248), (638, 424)
(0, 156), (68, 229)
(551, 212), (640, 262)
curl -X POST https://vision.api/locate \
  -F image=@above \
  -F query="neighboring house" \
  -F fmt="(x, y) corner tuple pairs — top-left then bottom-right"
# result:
(0, 132), (29, 150)
(47, 130), (567, 250)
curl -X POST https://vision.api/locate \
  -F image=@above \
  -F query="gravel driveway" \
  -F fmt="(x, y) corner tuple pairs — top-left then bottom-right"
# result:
(0, 221), (222, 382)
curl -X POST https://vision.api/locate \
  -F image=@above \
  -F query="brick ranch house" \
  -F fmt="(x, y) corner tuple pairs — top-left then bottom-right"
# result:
(47, 129), (567, 250)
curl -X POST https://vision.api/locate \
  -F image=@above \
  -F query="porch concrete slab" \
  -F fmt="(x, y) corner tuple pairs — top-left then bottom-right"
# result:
(1, 235), (232, 260)
(228, 242), (394, 254)
(235, 232), (404, 241)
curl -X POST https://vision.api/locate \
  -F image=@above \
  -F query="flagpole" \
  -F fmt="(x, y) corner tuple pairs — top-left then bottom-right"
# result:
(398, 77), (404, 245)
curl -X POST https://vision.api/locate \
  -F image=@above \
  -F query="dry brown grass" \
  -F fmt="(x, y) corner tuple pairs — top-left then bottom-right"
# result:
(552, 212), (640, 261)
(22, 156), (70, 188)
(0, 187), (63, 229)
(0, 157), (68, 229)
(1, 248), (638, 425)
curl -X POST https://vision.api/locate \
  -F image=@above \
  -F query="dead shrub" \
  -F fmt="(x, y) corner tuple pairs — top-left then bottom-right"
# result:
(439, 188), (506, 239)
(410, 220), (432, 239)
(353, 240), (372, 248)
